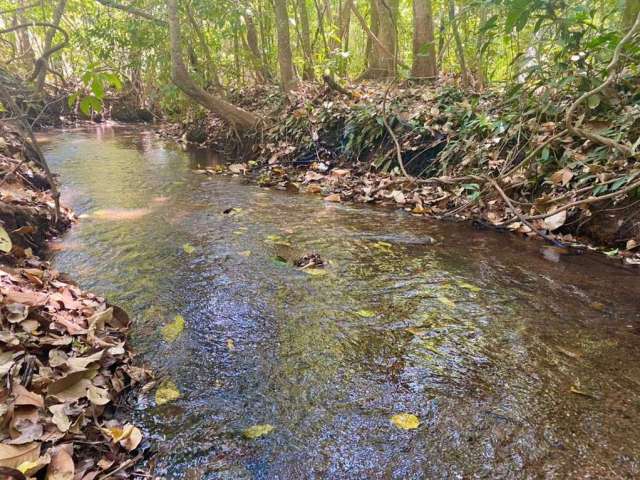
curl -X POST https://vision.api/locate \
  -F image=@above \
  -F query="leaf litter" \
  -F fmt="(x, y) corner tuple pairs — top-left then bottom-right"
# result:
(0, 125), (152, 477)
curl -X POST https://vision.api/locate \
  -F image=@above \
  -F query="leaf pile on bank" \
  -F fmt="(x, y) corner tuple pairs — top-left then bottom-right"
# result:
(165, 78), (640, 263)
(0, 127), (151, 478)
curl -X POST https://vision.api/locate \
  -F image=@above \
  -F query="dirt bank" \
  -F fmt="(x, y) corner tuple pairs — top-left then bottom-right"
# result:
(0, 124), (150, 478)
(161, 81), (640, 265)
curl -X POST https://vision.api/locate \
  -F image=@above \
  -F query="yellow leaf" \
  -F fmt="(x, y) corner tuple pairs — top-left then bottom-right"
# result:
(243, 424), (274, 439)
(0, 226), (12, 253)
(390, 413), (420, 430)
(356, 309), (375, 318)
(458, 281), (481, 292)
(437, 296), (455, 308)
(238, 250), (252, 257)
(182, 243), (196, 254)
(161, 315), (185, 342)
(304, 268), (327, 276)
(155, 379), (181, 406)
(226, 339), (235, 351)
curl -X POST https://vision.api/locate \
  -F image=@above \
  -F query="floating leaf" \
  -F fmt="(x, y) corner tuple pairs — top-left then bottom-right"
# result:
(238, 250), (252, 257)
(155, 379), (181, 406)
(271, 255), (288, 266)
(406, 326), (428, 336)
(304, 268), (327, 276)
(356, 309), (375, 318)
(390, 413), (420, 430)
(372, 241), (393, 252)
(243, 424), (274, 439)
(182, 243), (196, 254)
(161, 315), (185, 342)
(226, 339), (235, 351)
(458, 281), (481, 292)
(437, 296), (455, 308)
(0, 226), (12, 253)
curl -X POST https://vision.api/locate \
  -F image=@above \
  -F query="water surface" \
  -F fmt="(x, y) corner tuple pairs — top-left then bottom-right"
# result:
(44, 125), (640, 479)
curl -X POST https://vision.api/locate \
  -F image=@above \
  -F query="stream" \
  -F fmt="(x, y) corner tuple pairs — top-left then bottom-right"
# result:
(42, 125), (640, 479)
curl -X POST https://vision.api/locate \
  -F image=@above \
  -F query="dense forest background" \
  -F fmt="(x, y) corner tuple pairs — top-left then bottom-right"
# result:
(1, 0), (640, 256)
(1, 0), (639, 120)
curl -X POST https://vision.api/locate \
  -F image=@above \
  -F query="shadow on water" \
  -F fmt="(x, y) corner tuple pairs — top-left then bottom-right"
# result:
(42, 124), (640, 479)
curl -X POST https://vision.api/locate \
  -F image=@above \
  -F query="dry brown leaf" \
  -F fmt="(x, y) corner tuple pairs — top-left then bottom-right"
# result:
(0, 442), (41, 469)
(46, 445), (74, 480)
(324, 193), (341, 202)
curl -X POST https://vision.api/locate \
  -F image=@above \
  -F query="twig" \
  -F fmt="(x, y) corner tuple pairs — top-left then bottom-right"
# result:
(381, 81), (412, 179)
(97, 453), (143, 480)
(489, 178), (565, 246)
(522, 177), (640, 222)
(501, 129), (568, 178)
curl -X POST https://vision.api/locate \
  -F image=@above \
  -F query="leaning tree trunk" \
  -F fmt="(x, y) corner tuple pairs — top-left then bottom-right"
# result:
(166, 0), (259, 130)
(274, 0), (298, 91)
(411, 0), (436, 79)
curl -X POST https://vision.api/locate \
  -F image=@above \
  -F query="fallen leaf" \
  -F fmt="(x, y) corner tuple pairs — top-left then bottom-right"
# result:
(182, 243), (196, 254)
(228, 163), (247, 174)
(543, 210), (567, 231)
(238, 250), (251, 257)
(0, 226), (12, 253)
(356, 309), (375, 318)
(86, 384), (111, 406)
(0, 442), (41, 469)
(243, 424), (274, 439)
(324, 193), (341, 202)
(391, 190), (406, 204)
(6, 303), (28, 323)
(17, 453), (50, 476)
(437, 296), (455, 308)
(226, 339), (235, 351)
(457, 281), (481, 292)
(48, 405), (71, 433)
(119, 425), (142, 451)
(161, 315), (185, 342)
(304, 268), (327, 276)
(390, 413), (420, 430)
(46, 445), (74, 480)
(155, 379), (180, 406)
(13, 384), (44, 409)
(549, 168), (574, 186)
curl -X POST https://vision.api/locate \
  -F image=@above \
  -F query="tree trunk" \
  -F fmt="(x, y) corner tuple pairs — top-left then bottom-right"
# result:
(447, 0), (469, 87)
(274, 0), (298, 91)
(186, 6), (223, 90)
(243, 6), (272, 82)
(166, 0), (259, 130)
(364, 0), (379, 70)
(411, 0), (436, 79)
(297, 0), (314, 80)
(14, 0), (35, 70)
(34, 0), (67, 93)
(361, 0), (397, 79)
(623, 0), (640, 31)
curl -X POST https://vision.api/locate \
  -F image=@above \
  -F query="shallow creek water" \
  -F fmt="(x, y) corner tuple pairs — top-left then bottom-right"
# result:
(42, 125), (640, 479)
